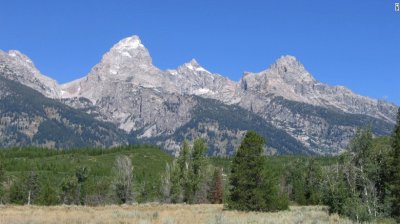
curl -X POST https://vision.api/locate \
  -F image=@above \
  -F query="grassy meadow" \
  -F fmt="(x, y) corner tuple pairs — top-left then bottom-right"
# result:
(0, 204), (353, 224)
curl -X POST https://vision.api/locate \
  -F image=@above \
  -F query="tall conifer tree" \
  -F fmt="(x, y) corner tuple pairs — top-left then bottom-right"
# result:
(390, 108), (400, 220)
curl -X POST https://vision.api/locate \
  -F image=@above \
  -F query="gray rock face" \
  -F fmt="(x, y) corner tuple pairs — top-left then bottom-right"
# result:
(0, 35), (397, 155)
(0, 75), (127, 148)
(240, 55), (397, 123)
(0, 50), (61, 98)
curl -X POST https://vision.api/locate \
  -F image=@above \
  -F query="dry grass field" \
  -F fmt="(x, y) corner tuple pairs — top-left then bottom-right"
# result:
(0, 204), (354, 224)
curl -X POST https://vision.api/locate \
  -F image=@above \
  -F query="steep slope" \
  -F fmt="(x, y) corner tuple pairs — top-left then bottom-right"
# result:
(0, 74), (127, 148)
(0, 50), (61, 98)
(256, 96), (393, 154)
(239, 55), (397, 123)
(138, 96), (314, 156)
(165, 59), (241, 104)
(60, 36), (240, 104)
(1, 35), (397, 155)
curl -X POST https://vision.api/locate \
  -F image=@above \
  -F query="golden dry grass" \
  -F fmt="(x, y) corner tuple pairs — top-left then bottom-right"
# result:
(0, 204), (354, 224)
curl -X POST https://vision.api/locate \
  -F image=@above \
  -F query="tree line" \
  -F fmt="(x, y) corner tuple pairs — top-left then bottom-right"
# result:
(283, 109), (400, 222)
(0, 108), (399, 223)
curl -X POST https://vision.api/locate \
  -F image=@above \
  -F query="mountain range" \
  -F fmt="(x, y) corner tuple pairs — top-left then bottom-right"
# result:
(0, 35), (397, 155)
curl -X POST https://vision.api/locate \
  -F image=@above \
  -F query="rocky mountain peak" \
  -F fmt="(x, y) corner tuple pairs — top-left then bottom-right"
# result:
(180, 58), (210, 74)
(0, 50), (60, 98)
(7, 50), (34, 64)
(271, 55), (305, 73)
(266, 55), (315, 84)
(111, 35), (144, 52)
(188, 58), (200, 67)
(90, 35), (159, 78)
(104, 35), (151, 63)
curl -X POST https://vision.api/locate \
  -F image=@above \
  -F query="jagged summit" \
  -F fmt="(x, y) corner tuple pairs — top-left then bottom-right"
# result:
(180, 58), (210, 73)
(188, 58), (200, 66)
(104, 35), (151, 61)
(90, 35), (159, 79)
(111, 35), (145, 52)
(0, 49), (60, 98)
(1, 50), (35, 68)
(1, 36), (397, 155)
(275, 55), (299, 64)
(240, 55), (314, 87)
(6, 50), (33, 63)
(270, 55), (307, 74)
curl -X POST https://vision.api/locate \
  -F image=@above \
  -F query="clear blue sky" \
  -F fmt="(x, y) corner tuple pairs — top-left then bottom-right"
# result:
(0, 0), (399, 105)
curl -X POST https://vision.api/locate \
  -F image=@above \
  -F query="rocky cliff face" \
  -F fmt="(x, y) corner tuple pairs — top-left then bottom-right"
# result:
(0, 50), (61, 98)
(237, 55), (397, 154)
(239, 55), (397, 123)
(0, 35), (397, 155)
(0, 75), (127, 148)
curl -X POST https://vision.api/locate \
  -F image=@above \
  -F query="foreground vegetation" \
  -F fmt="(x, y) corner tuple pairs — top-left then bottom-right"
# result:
(0, 144), (336, 207)
(0, 145), (173, 205)
(0, 204), (353, 224)
(0, 109), (399, 223)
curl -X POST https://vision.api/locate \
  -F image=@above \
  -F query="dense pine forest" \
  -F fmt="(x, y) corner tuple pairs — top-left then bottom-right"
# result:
(0, 109), (399, 223)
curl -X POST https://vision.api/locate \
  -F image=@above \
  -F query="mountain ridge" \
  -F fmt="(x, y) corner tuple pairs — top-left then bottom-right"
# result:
(0, 35), (397, 155)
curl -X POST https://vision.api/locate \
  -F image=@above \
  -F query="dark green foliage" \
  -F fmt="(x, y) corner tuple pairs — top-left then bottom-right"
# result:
(37, 179), (59, 205)
(0, 145), (172, 205)
(0, 134), (397, 224)
(25, 171), (40, 205)
(176, 140), (191, 203)
(170, 161), (183, 203)
(9, 178), (26, 204)
(389, 108), (400, 221)
(0, 161), (5, 203)
(9, 171), (40, 205)
(227, 131), (288, 211)
(319, 129), (395, 222)
(286, 158), (323, 205)
(60, 175), (79, 204)
(348, 128), (373, 170)
(209, 168), (223, 204)
(190, 139), (207, 203)
(322, 156), (352, 215)
(165, 138), (210, 204)
(75, 166), (90, 205)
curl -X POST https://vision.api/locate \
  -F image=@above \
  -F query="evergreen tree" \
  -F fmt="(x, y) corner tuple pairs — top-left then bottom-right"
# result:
(9, 178), (25, 205)
(75, 166), (89, 205)
(190, 138), (207, 203)
(0, 161), (5, 204)
(209, 168), (223, 204)
(37, 179), (59, 205)
(167, 139), (209, 204)
(177, 140), (191, 203)
(304, 159), (323, 205)
(9, 171), (40, 205)
(286, 159), (307, 205)
(286, 159), (322, 205)
(348, 128), (373, 174)
(25, 171), (40, 205)
(227, 131), (286, 211)
(60, 175), (78, 204)
(347, 129), (378, 221)
(390, 108), (400, 221)
(170, 160), (183, 203)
